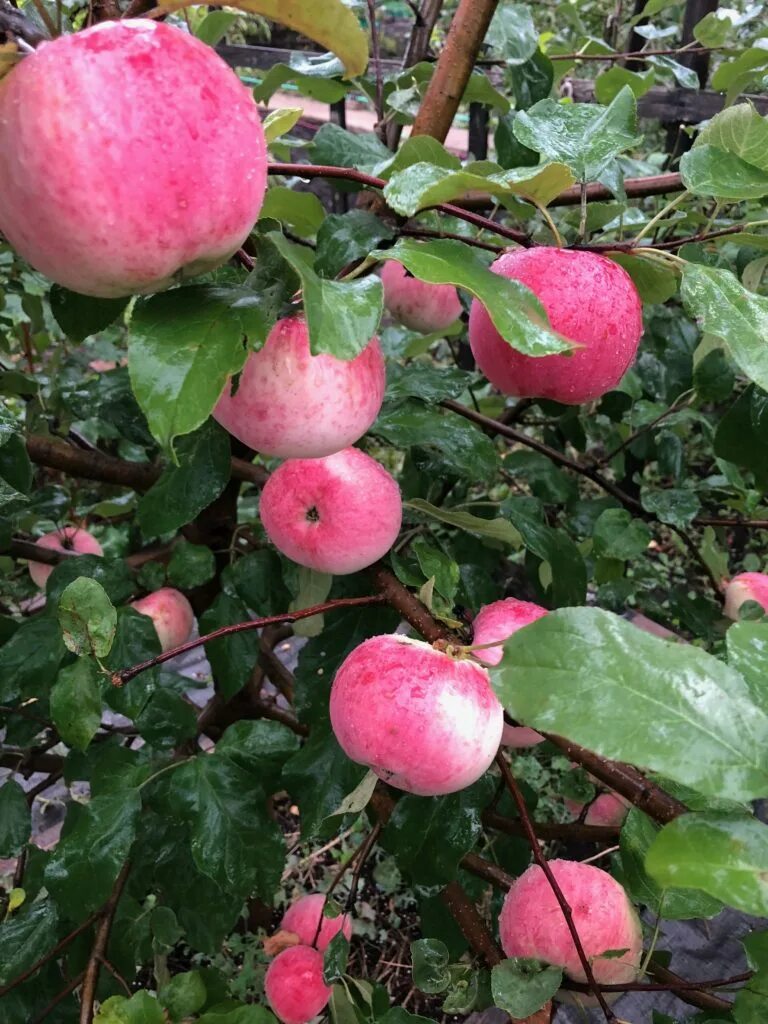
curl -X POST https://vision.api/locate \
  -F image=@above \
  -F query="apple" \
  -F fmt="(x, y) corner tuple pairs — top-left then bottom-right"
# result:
(264, 946), (331, 1024)
(472, 597), (549, 748)
(724, 572), (768, 620)
(214, 316), (385, 458)
(0, 20), (266, 298)
(28, 527), (103, 589)
(330, 634), (503, 796)
(281, 894), (352, 952)
(130, 587), (195, 653)
(468, 248), (643, 404)
(380, 260), (462, 334)
(499, 859), (643, 987)
(565, 792), (630, 828)
(259, 448), (402, 575)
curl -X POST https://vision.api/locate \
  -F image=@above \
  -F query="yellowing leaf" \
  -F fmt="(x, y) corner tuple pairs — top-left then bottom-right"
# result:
(157, 0), (368, 79)
(263, 106), (303, 144)
(0, 42), (21, 83)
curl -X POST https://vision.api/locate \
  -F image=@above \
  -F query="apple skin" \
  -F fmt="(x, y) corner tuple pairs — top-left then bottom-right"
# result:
(381, 261), (462, 334)
(330, 634), (504, 796)
(565, 792), (630, 827)
(724, 572), (768, 620)
(29, 527), (103, 589)
(499, 859), (643, 988)
(214, 316), (385, 458)
(468, 248), (643, 404)
(130, 587), (195, 653)
(472, 598), (549, 748)
(281, 894), (352, 952)
(259, 448), (402, 575)
(264, 946), (331, 1024)
(0, 20), (266, 298)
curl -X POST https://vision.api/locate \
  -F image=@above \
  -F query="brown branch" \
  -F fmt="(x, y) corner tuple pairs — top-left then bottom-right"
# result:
(0, 0), (47, 44)
(495, 753), (618, 1022)
(79, 861), (131, 1024)
(0, 912), (99, 999)
(112, 595), (387, 686)
(645, 963), (736, 1012)
(0, 748), (66, 774)
(457, 172), (685, 210)
(440, 880), (503, 965)
(484, 810), (619, 844)
(410, 0), (500, 143)
(401, 225), (504, 253)
(460, 851), (515, 889)
(566, 966), (749, 995)
(370, 563), (454, 642)
(549, 44), (721, 62)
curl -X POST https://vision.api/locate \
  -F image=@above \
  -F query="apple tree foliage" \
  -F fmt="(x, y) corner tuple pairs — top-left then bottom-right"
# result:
(2, 0), (768, 1021)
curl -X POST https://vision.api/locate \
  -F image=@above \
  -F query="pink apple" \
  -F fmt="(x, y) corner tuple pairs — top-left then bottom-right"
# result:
(472, 598), (549, 748)
(28, 527), (103, 589)
(330, 634), (503, 796)
(214, 316), (385, 458)
(259, 448), (402, 575)
(468, 248), (643, 404)
(281, 894), (352, 952)
(264, 946), (331, 1024)
(724, 572), (768, 620)
(380, 261), (463, 334)
(565, 792), (630, 828)
(130, 587), (194, 653)
(0, 20), (266, 298)
(499, 859), (643, 987)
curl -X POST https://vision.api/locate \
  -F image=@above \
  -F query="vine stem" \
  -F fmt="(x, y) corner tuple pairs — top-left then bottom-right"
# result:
(112, 595), (387, 686)
(495, 753), (618, 1023)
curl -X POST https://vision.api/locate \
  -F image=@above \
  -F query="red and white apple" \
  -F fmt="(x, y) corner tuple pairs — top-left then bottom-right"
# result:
(330, 634), (503, 796)
(0, 20), (266, 297)
(724, 572), (768, 620)
(130, 587), (195, 653)
(28, 526), (103, 589)
(264, 946), (331, 1024)
(281, 894), (352, 952)
(214, 316), (385, 458)
(381, 260), (462, 334)
(259, 448), (402, 575)
(469, 248), (643, 404)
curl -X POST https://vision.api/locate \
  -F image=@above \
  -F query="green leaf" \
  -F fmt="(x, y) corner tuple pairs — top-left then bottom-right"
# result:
(167, 539), (216, 590)
(640, 486), (701, 528)
(412, 538), (460, 603)
(193, 9), (238, 44)
(616, 808), (723, 919)
(50, 658), (103, 752)
(137, 419), (231, 537)
(648, 54), (700, 89)
(50, 286), (128, 342)
(228, 549), (292, 616)
(282, 729), (368, 838)
(381, 778), (493, 886)
(493, 607), (768, 801)
(592, 508), (652, 560)
(727, 621), (768, 716)
(136, 688), (198, 750)
(323, 933), (350, 984)
(0, 779), (30, 858)
(159, 971), (207, 1020)
(262, 107), (303, 144)
(199, 592), (259, 701)
(95, 991), (166, 1024)
(680, 144), (768, 200)
(291, 566), (332, 639)
(646, 813), (768, 916)
(382, 161), (575, 216)
(682, 264), (768, 394)
(312, 121), (391, 172)
(711, 46), (768, 106)
(715, 386), (768, 487)
(315, 210), (395, 278)
(595, 66), (654, 105)
(505, 500), (587, 607)
(411, 938), (451, 994)
(406, 498), (522, 547)
(509, 48), (554, 111)
(45, 791), (140, 920)
(491, 958), (562, 1017)
(608, 252), (680, 304)
(253, 57), (348, 104)
(697, 103), (768, 173)
(485, 3), (538, 65)
(268, 232), (383, 359)
(513, 86), (642, 184)
(129, 285), (266, 451)
(0, 613), (65, 703)
(47, 555), (133, 606)
(260, 187), (325, 237)
(217, 719), (300, 795)
(372, 239), (570, 357)
(0, 901), (59, 986)
(169, 754), (283, 899)
(386, 364), (473, 405)
(373, 400), (499, 481)
(693, 346), (735, 402)
(57, 576), (116, 658)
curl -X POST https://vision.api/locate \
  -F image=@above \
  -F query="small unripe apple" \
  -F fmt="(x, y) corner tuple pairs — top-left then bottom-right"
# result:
(0, 20), (266, 298)
(724, 572), (768, 620)
(468, 248), (643, 404)
(28, 527), (103, 589)
(214, 316), (385, 458)
(472, 598), (549, 748)
(264, 946), (331, 1024)
(130, 587), (194, 652)
(499, 859), (643, 987)
(281, 894), (352, 952)
(565, 792), (630, 828)
(381, 261), (462, 334)
(259, 448), (402, 575)
(330, 634), (503, 796)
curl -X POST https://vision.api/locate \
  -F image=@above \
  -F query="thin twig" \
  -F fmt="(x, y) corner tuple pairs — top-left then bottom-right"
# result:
(30, 971), (85, 1024)
(0, 913), (100, 999)
(79, 862), (131, 1024)
(366, 0), (385, 137)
